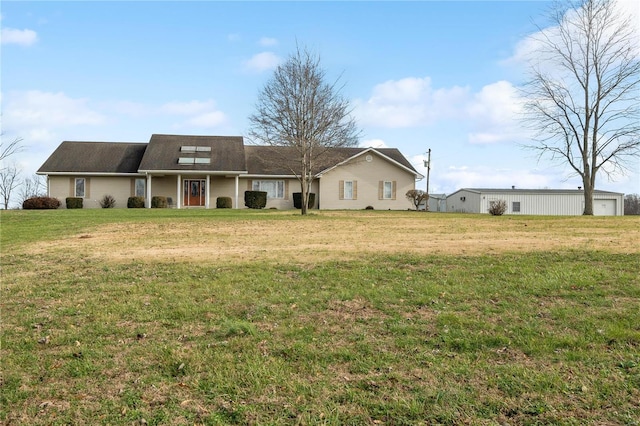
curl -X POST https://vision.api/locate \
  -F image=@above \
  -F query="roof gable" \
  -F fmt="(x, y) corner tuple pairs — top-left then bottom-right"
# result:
(138, 134), (247, 172)
(37, 141), (147, 174)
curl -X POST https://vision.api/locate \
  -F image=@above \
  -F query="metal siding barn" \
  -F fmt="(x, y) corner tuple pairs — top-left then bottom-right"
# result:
(446, 188), (624, 216)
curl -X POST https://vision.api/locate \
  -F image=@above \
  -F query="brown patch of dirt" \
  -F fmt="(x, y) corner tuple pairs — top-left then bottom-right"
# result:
(24, 213), (640, 265)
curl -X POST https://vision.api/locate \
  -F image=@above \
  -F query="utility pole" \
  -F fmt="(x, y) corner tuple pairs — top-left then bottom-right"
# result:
(423, 149), (431, 211)
(423, 149), (431, 195)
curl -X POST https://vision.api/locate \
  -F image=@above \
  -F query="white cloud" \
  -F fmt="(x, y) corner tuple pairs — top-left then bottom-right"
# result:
(244, 51), (281, 73)
(4, 90), (106, 128)
(1, 27), (38, 46)
(259, 37), (278, 47)
(160, 100), (216, 116)
(439, 165), (559, 192)
(355, 77), (469, 128)
(360, 138), (388, 148)
(186, 111), (227, 128)
(356, 77), (528, 145)
(466, 80), (528, 144)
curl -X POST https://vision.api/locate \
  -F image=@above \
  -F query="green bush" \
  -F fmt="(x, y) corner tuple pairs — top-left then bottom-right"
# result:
(22, 196), (61, 210)
(99, 195), (116, 208)
(244, 191), (267, 209)
(66, 197), (83, 209)
(293, 192), (315, 209)
(216, 196), (232, 209)
(151, 196), (167, 208)
(127, 196), (145, 208)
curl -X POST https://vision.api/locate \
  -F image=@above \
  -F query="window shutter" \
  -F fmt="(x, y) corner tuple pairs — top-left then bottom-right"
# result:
(247, 179), (253, 190)
(392, 181), (396, 200)
(284, 180), (289, 200)
(131, 179), (136, 196)
(353, 181), (358, 200)
(69, 178), (74, 197)
(339, 180), (344, 200)
(378, 181), (383, 200)
(85, 178), (90, 198)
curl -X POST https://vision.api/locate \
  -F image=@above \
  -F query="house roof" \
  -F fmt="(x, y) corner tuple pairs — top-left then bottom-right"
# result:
(449, 188), (623, 196)
(37, 141), (147, 174)
(244, 146), (420, 177)
(37, 135), (420, 179)
(138, 134), (247, 173)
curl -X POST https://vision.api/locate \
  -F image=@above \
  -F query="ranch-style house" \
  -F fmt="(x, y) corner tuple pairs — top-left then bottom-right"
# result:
(37, 134), (423, 210)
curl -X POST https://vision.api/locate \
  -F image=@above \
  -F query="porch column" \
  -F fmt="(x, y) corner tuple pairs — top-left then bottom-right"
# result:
(234, 175), (239, 209)
(176, 174), (181, 209)
(146, 174), (152, 208)
(205, 175), (211, 209)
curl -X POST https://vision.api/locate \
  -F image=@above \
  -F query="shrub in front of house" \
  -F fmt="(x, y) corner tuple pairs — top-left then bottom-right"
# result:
(216, 197), (232, 209)
(151, 196), (167, 208)
(293, 192), (315, 209)
(99, 195), (116, 208)
(488, 200), (507, 216)
(66, 197), (83, 209)
(22, 196), (61, 210)
(127, 196), (145, 208)
(365, 205), (374, 210)
(244, 191), (267, 209)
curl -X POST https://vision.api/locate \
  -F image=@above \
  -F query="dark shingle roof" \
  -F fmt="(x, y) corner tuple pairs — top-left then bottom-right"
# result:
(37, 141), (147, 174)
(138, 134), (247, 172)
(245, 146), (419, 176)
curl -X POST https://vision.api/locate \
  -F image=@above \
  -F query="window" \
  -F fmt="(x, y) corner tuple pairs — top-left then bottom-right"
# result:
(135, 178), (146, 197)
(75, 178), (85, 197)
(344, 181), (354, 200)
(253, 180), (284, 199)
(381, 181), (395, 200)
(512, 201), (521, 212)
(178, 157), (211, 164)
(181, 146), (212, 152)
(339, 180), (357, 200)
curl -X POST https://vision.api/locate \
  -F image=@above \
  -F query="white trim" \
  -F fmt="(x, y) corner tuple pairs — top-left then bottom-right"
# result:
(234, 176), (239, 209)
(36, 172), (144, 177)
(206, 175), (211, 208)
(176, 174), (182, 209)
(139, 169), (247, 175)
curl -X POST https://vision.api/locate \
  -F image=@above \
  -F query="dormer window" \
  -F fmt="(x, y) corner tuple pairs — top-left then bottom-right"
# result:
(178, 157), (211, 164)
(181, 146), (211, 152)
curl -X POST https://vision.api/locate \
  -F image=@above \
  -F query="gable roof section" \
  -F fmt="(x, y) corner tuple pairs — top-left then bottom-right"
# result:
(316, 147), (422, 178)
(245, 146), (420, 178)
(138, 134), (247, 173)
(37, 141), (147, 174)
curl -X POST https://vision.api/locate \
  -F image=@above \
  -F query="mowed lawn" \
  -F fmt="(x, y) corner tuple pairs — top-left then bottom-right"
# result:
(1, 209), (639, 425)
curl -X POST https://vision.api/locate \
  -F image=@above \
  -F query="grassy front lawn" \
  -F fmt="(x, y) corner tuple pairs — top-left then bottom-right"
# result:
(1, 209), (639, 425)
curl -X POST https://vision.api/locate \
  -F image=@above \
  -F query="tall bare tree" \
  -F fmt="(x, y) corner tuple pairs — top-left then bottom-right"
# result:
(248, 46), (360, 215)
(19, 173), (47, 204)
(522, 0), (640, 215)
(0, 163), (21, 209)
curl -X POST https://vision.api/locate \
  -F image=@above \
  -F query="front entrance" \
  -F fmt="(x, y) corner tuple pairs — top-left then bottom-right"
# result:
(184, 179), (206, 207)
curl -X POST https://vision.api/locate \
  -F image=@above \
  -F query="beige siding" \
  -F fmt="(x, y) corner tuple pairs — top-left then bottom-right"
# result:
(48, 175), (139, 209)
(239, 178), (318, 209)
(319, 153), (415, 210)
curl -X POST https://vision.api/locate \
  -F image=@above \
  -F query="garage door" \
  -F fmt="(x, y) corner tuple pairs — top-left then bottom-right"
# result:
(594, 199), (616, 216)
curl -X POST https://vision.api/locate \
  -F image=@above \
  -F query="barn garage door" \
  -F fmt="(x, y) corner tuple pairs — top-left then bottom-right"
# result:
(594, 199), (616, 216)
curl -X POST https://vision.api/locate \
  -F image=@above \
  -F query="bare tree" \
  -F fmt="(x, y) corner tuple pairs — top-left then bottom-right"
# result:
(406, 189), (429, 211)
(0, 135), (25, 164)
(522, 0), (640, 215)
(0, 163), (21, 209)
(624, 193), (640, 215)
(248, 46), (360, 215)
(19, 173), (47, 204)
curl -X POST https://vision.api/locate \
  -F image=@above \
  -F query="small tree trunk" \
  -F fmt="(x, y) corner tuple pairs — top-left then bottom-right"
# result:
(300, 177), (308, 216)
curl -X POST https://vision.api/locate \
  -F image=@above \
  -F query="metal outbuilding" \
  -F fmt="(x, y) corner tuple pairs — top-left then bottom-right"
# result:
(446, 188), (624, 216)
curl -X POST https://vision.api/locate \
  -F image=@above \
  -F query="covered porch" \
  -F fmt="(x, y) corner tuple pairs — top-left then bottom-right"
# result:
(144, 172), (244, 209)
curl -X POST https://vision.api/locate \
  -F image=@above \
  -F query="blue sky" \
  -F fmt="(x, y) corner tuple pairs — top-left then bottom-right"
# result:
(2, 0), (639, 202)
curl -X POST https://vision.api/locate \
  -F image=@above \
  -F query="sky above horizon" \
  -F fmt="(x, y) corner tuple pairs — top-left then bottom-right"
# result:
(2, 1), (639, 205)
